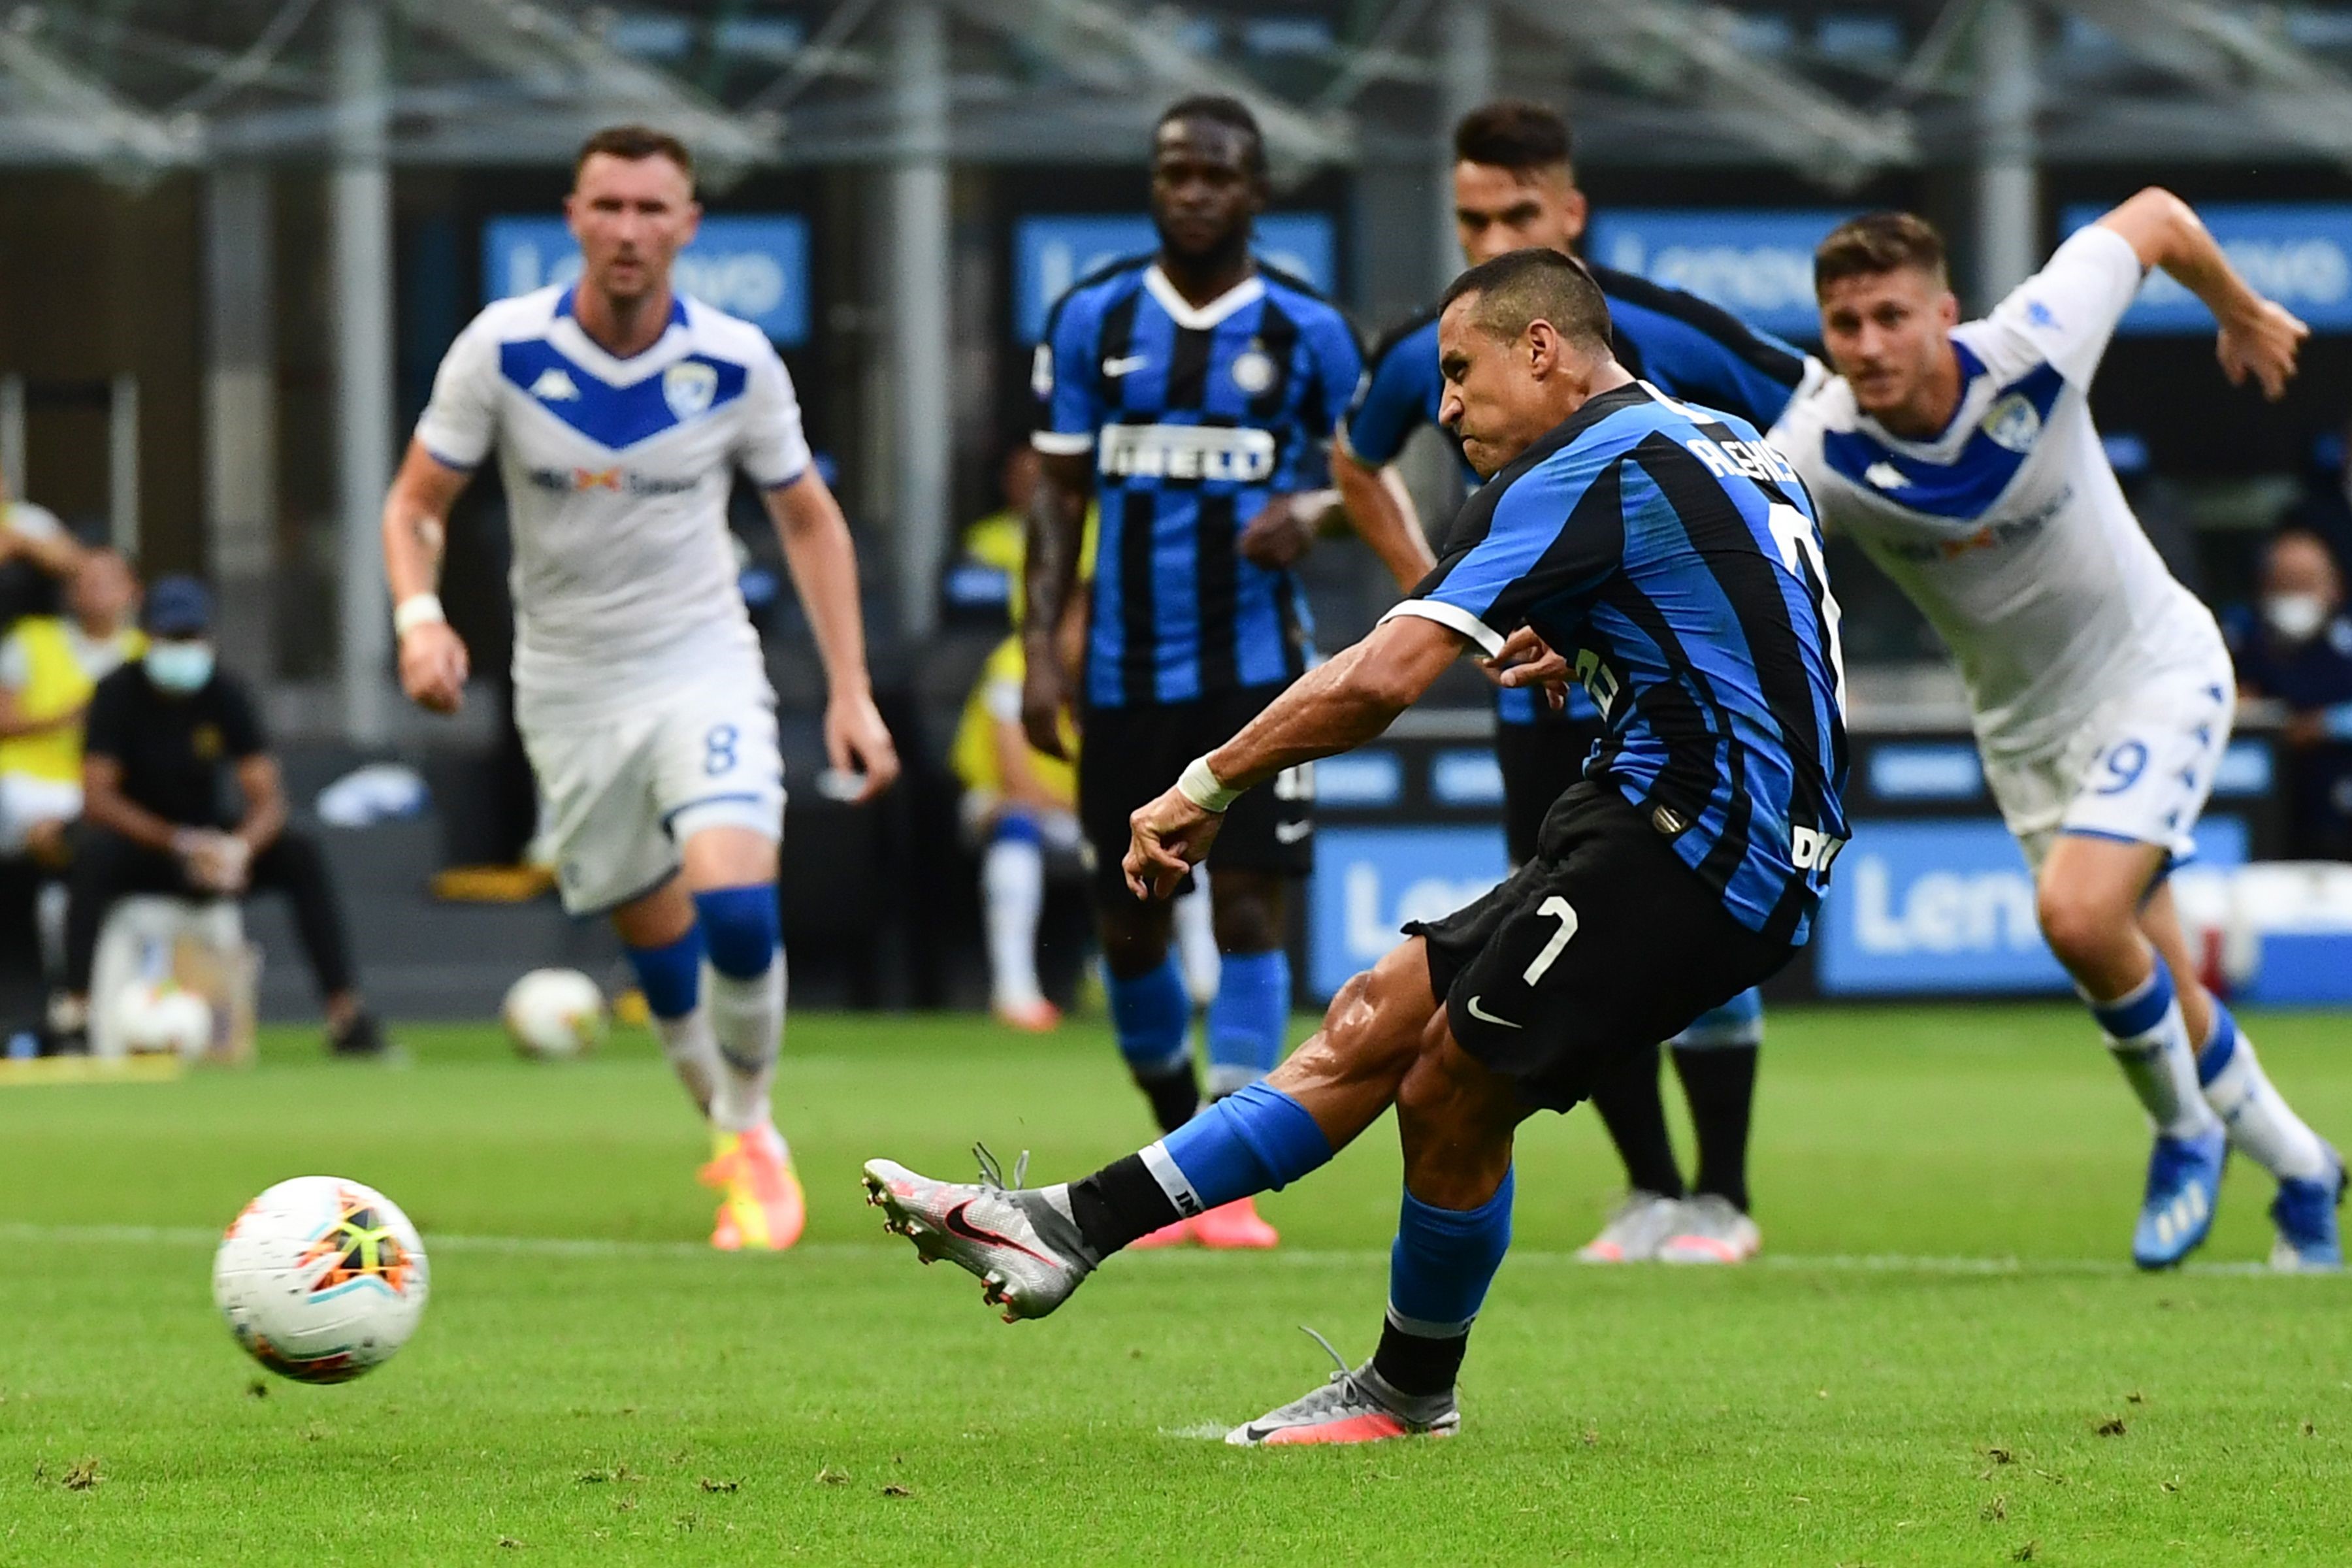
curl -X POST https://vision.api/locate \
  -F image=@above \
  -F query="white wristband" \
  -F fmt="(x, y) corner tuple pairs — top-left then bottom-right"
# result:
(393, 593), (447, 640)
(1176, 755), (1241, 813)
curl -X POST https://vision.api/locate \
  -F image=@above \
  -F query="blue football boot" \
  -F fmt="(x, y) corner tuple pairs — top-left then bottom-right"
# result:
(2133, 1127), (2227, 1270)
(2268, 1145), (2346, 1273)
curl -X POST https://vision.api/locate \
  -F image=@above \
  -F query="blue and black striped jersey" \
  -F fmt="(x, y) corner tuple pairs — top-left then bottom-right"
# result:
(1032, 257), (1364, 710)
(1382, 382), (1850, 944)
(1344, 262), (1816, 729)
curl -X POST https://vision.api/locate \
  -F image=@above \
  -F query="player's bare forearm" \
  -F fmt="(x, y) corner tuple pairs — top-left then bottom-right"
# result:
(1021, 453), (1092, 661)
(382, 440), (468, 602)
(1331, 442), (1437, 592)
(764, 470), (875, 700)
(2099, 189), (2266, 324)
(1205, 615), (1465, 792)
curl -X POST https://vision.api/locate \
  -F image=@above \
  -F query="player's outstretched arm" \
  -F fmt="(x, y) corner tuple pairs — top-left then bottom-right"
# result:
(1124, 613), (1465, 898)
(381, 439), (474, 715)
(763, 469), (900, 803)
(1328, 438), (1439, 592)
(2097, 188), (2310, 400)
(1019, 451), (1092, 760)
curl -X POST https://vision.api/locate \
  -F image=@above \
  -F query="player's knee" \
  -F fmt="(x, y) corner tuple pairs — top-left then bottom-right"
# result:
(1096, 904), (1171, 978)
(2036, 877), (2129, 972)
(691, 884), (780, 979)
(1209, 875), (1284, 953)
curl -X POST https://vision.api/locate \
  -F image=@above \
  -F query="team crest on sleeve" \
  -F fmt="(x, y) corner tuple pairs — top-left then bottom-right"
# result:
(1980, 393), (2042, 453)
(1230, 344), (1276, 395)
(662, 361), (719, 420)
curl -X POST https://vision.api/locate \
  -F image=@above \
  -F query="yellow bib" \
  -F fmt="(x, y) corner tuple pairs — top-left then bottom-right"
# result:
(951, 636), (1077, 802)
(0, 619), (144, 784)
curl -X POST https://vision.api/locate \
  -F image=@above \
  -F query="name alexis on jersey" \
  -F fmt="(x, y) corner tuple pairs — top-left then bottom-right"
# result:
(526, 466), (701, 497)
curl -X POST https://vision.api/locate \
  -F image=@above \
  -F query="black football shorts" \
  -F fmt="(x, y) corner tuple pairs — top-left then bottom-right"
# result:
(1077, 684), (1313, 906)
(1409, 781), (1794, 1113)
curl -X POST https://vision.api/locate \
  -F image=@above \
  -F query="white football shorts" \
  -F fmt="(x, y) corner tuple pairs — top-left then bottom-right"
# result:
(1984, 649), (2234, 874)
(522, 673), (785, 916)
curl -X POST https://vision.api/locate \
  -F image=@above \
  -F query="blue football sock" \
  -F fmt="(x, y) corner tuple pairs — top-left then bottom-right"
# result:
(1371, 1168), (1516, 1397)
(1144, 1082), (1332, 1215)
(2084, 957), (2215, 1139)
(1205, 949), (1290, 1098)
(1106, 955), (1192, 1077)
(623, 926), (705, 1020)
(692, 884), (780, 980)
(1386, 1168), (1516, 1339)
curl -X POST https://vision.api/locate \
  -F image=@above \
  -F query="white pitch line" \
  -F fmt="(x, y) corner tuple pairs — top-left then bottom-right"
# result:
(0, 1222), (2321, 1278)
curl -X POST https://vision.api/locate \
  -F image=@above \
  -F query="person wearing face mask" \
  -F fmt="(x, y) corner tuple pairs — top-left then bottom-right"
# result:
(54, 576), (384, 1057)
(2225, 529), (2352, 860)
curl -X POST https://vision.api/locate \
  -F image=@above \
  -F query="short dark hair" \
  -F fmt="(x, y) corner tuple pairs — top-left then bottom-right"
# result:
(1440, 246), (1612, 354)
(1814, 211), (1948, 293)
(1453, 101), (1573, 172)
(1155, 94), (1267, 182)
(574, 124), (695, 190)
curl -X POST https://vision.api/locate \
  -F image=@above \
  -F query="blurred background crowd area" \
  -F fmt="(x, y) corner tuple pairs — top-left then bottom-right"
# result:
(5, 0), (2352, 1020)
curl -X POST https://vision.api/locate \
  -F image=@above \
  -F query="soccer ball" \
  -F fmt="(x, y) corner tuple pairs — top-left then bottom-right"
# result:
(212, 1176), (429, 1384)
(116, 979), (213, 1056)
(502, 968), (607, 1060)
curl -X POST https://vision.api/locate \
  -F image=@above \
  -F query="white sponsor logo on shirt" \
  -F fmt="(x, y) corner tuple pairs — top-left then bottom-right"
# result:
(1102, 354), (1149, 378)
(662, 361), (719, 420)
(1097, 423), (1277, 483)
(529, 368), (580, 401)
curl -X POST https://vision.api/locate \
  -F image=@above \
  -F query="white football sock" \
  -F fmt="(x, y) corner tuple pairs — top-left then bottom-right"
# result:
(1173, 869), (1220, 1007)
(981, 834), (1046, 1008)
(2087, 968), (2221, 1141)
(2201, 1011), (2334, 1183)
(709, 953), (785, 1136)
(652, 999), (721, 1119)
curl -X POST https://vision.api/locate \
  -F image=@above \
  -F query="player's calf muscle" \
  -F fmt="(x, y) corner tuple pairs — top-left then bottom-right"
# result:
(1396, 1026), (1522, 1209)
(1268, 940), (1436, 1147)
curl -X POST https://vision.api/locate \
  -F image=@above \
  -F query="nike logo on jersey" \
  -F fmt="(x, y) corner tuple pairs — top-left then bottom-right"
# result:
(1274, 820), (1313, 845)
(529, 367), (581, 402)
(1102, 354), (1150, 378)
(1863, 461), (1910, 490)
(1463, 996), (1522, 1030)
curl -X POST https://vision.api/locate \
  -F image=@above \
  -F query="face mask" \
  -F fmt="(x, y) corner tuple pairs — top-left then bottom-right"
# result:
(145, 641), (215, 694)
(2264, 593), (2332, 644)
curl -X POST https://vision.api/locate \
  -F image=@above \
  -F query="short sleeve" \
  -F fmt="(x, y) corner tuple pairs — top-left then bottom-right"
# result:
(736, 338), (814, 490)
(82, 672), (131, 761)
(1378, 440), (1627, 656)
(1341, 323), (1432, 466)
(217, 677), (267, 759)
(1030, 293), (1103, 457)
(413, 315), (502, 472)
(1298, 307), (1365, 440)
(1980, 225), (2144, 389)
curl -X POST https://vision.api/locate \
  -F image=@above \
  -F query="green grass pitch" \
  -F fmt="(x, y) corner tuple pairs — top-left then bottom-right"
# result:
(2, 1005), (2349, 1565)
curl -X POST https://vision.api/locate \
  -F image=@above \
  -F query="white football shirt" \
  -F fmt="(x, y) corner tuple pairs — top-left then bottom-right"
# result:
(1770, 225), (2225, 762)
(414, 286), (811, 717)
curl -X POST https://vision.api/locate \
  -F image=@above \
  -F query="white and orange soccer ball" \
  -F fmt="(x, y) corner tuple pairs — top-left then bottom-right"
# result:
(501, 968), (608, 1060)
(212, 1177), (430, 1384)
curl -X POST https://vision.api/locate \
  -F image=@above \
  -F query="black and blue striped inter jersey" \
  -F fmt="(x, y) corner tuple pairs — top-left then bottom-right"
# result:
(1344, 262), (1816, 732)
(1033, 257), (1364, 710)
(1384, 382), (1852, 943)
